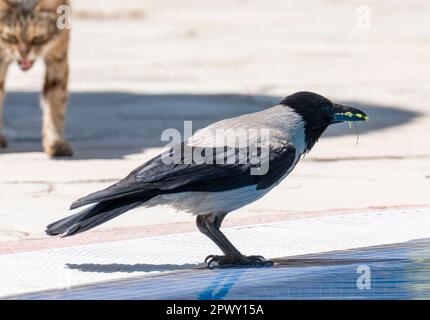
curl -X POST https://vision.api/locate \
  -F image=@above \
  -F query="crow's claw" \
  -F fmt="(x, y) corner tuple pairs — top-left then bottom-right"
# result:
(205, 255), (218, 264)
(204, 254), (273, 269)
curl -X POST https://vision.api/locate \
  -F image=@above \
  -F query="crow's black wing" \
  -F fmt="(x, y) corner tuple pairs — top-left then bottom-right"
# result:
(70, 143), (296, 210)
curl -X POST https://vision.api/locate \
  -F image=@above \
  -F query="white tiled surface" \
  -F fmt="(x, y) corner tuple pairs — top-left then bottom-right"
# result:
(1, 208), (430, 298)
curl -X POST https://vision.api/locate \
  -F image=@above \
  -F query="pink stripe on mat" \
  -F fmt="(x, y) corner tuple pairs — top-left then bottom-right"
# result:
(0, 205), (425, 255)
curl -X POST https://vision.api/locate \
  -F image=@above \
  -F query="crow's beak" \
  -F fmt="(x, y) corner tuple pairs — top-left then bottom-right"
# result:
(331, 104), (369, 124)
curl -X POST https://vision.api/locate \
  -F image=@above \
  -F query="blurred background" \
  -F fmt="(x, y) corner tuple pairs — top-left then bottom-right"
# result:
(0, 0), (429, 242)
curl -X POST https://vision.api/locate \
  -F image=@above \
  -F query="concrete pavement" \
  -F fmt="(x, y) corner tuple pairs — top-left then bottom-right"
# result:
(0, 0), (429, 244)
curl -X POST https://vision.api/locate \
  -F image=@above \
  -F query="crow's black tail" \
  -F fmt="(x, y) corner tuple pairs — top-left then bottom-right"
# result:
(45, 197), (147, 237)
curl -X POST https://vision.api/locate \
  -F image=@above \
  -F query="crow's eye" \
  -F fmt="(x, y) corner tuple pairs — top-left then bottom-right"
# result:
(2, 34), (18, 44)
(31, 36), (47, 46)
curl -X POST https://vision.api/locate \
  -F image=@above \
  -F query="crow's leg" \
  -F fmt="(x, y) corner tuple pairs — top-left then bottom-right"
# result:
(196, 213), (241, 258)
(196, 213), (273, 268)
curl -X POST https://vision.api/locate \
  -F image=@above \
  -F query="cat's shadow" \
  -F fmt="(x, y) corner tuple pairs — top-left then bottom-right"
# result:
(2, 91), (421, 160)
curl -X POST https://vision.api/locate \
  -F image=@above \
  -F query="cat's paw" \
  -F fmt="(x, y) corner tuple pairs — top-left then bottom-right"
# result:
(0, 135), (7, 148)
(44, 139), (73, 157)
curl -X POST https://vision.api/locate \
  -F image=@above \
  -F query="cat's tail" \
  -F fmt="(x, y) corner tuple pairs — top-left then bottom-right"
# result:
(46, 198), (144, 237)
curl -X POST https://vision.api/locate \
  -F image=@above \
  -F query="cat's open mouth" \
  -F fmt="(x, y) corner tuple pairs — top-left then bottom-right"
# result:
(18, 59), (34, 71)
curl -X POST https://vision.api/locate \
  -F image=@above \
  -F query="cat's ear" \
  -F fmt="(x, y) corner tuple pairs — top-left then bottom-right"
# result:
(0, 0), (14, 12)
(34, 0), (68, 13)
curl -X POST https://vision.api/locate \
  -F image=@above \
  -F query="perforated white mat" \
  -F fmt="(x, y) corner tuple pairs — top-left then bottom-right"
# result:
(1, 208), (429, 298)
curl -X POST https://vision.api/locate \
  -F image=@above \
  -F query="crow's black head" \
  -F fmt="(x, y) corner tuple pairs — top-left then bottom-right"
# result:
(280, 91), (368, 151)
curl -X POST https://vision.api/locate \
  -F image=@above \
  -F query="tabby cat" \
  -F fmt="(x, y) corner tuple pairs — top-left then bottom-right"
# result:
(0, 0), (72, 157)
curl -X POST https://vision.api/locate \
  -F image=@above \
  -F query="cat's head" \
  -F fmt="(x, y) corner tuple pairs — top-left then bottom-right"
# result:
(0, 0), (69, 71)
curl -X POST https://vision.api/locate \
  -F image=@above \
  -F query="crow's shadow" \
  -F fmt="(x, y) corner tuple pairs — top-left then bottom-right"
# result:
(66, 257), (403, 274)
(2, 92), (421, 159)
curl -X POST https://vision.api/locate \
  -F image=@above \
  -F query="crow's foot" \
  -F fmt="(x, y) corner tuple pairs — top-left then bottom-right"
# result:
(205, 254), (273, 269)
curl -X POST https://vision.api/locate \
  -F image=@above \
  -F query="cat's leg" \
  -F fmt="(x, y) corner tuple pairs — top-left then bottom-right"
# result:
(41, 53), (73, 157)
(0, 60), (10, 149)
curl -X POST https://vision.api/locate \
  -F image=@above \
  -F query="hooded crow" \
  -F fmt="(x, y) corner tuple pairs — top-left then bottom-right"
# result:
(46, 91), (368, 268)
